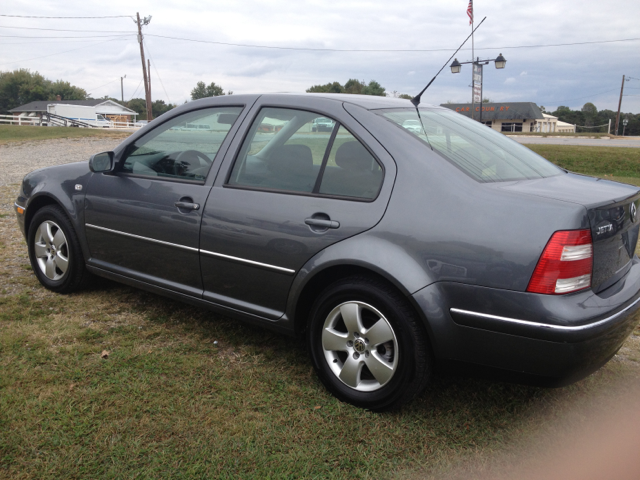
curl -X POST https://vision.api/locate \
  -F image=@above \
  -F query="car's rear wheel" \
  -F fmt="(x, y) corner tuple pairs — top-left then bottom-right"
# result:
(28, 205), (89, 293)
(308, 276), (431, 411)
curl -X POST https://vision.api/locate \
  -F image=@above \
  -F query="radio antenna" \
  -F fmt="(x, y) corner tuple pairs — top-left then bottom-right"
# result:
(411, 16), (486, 107)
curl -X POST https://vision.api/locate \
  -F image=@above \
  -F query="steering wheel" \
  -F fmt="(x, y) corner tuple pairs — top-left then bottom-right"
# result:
(174, 150), (211, 177)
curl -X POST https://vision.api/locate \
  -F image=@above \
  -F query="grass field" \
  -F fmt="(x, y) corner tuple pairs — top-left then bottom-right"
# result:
(1, 132), (640, 478)
(525, 144), (640, 182)
(0, 124), (131, 145)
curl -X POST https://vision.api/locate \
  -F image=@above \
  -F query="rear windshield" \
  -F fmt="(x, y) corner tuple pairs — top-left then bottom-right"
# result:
(377, 108), (564, 183)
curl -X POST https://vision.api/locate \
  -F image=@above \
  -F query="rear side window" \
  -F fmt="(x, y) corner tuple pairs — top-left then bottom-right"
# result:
(378, 108), (564, 183)
(227, 108), (383, 200)
(319, 126), (383, 199)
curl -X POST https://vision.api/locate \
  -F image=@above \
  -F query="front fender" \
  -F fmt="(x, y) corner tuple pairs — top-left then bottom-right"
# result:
(21, 162), (92, 261)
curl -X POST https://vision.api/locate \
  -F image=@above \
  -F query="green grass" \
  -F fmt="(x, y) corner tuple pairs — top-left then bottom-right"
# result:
(525, 144), (640, 180)
(1, 142), (639, 478)
(508, 132), (614, 138)
(0, 124), (131, 145)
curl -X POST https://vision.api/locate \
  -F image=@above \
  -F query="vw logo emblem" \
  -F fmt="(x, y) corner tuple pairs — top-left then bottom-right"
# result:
(354, 338), (366, 354)
(631, 203), (637, 223)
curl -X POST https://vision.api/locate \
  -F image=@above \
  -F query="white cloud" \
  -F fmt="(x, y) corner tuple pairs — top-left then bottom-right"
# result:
(2, 0), (639, 112)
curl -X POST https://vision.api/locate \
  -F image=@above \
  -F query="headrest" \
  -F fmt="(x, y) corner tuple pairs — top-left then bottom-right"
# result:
(335, 141), (373, 171)
(268, 144), (313, 176)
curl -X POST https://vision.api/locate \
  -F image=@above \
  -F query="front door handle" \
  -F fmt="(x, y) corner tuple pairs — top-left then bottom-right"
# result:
(175, 201), (200, 210)
(305, 218), (340, 229)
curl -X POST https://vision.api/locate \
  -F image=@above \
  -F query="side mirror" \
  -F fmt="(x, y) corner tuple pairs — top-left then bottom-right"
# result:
(89, 151), (114, 173)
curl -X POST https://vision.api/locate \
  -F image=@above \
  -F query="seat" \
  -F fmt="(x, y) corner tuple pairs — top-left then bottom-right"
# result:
(261, 144), (317, 192)
(320, 141), (382, 199)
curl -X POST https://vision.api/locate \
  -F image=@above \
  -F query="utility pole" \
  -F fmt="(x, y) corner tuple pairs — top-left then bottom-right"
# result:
(614, 75), (625, 136)
(148, 59), (152, 108)
(136, 12), (153, 121)
(120, 75), (126, 102)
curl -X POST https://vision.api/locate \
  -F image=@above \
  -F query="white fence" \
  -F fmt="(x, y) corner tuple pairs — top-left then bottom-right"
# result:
(0, 114), (141, 130)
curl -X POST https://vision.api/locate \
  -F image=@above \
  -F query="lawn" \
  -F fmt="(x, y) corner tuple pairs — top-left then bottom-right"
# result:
(525, 144), (640, 183)
(0, 124), (131, 145)
(1, 137), (639, 478)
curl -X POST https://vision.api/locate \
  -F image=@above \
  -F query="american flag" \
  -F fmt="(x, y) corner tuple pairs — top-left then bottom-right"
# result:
(467, 0), (473, 25)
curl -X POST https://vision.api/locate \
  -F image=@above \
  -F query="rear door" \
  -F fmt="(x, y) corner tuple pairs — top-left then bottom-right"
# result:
(84, 103), (248, 296)
(199, 95), (396, 319)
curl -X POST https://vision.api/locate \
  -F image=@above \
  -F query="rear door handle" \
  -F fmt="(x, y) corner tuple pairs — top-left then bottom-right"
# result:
(175, 201), (200, 210)
(305, 218), (340, 229)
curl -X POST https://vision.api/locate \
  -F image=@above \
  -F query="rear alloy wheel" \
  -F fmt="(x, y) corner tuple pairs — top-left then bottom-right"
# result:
(308, 276), (431, 411)
(28, 206), (89, 293)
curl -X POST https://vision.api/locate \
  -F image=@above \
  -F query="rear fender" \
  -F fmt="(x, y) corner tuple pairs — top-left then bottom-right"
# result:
(286, 233), (434, 330)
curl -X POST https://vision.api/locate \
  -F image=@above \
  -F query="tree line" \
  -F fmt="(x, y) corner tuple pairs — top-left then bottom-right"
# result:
(0, 69), (175, 119)
(546, 102), (639, 136)
(7, 69), (635, 134)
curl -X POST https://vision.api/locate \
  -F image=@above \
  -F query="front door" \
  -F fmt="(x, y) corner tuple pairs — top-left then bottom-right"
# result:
(84, 105), (244, 296)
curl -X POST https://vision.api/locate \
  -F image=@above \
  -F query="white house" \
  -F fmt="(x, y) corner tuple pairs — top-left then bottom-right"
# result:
(9, 98), (137, 124)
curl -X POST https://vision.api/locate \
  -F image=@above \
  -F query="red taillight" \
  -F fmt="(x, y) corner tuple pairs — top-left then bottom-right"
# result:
(527, 229), (593, 295)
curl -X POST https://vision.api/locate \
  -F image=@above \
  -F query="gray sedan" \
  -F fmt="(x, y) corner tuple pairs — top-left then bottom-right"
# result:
(15, 93), (640, 410)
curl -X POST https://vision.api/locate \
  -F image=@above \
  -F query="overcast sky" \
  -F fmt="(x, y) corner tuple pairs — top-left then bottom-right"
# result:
(2, 0), (639, 115)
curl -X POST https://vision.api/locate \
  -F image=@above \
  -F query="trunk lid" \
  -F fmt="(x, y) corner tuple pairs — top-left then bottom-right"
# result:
(497, 173), (640, 293)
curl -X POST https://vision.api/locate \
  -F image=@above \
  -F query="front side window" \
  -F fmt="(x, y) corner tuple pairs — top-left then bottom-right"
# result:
(378, 108), (563, 183)
(228, 108), (383, 200)
(122, 106), (242, 181)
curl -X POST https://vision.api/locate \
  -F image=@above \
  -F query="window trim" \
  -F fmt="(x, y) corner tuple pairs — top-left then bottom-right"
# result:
(223, 106), (385, 202)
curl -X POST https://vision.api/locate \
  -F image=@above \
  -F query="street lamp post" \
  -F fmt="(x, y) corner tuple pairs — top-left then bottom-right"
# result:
(121, 75), (126, 102)
(450, 53), (507, 122)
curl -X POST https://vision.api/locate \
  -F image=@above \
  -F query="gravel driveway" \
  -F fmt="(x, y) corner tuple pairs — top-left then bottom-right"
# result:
(0, 137), (126, 188)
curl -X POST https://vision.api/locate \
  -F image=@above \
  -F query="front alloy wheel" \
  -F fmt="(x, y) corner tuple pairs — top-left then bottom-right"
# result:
(33, 220), (69, 281)
(28, 205), (89, 293)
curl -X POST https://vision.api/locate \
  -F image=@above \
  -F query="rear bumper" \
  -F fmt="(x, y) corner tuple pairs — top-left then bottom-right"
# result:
(412, 257), (640, 384)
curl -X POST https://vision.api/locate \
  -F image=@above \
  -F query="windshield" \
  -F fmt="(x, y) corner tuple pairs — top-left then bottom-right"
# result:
(377, 108), (564, 183)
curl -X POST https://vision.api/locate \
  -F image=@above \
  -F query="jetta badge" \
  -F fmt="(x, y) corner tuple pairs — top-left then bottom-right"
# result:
(631, 203), (637, 223)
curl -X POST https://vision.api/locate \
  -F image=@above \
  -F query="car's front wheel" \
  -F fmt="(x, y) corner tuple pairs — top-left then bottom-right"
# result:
(308, 276), (431, 411)
(28, 205), (89, 293)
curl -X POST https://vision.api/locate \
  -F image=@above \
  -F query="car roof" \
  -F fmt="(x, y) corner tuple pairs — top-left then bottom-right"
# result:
(283, 93), (413, 110)
(202, 92), (425, 111)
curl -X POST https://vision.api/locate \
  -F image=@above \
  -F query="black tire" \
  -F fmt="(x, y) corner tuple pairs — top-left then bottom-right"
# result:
(307, 275), (431, 411)
(27, 205), (89, 293)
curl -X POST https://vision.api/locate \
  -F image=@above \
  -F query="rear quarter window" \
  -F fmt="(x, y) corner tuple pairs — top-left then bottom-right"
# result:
(377, 108), (564, 183)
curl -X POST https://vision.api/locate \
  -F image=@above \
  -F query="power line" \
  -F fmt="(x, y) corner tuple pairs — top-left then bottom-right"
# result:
(0, 14), (133, 19)
(0, 34), (133, 39)
(543, 88), (621, 105)
(87, 78), (120, 94)
(128, 78), (144, 101)
(0, 37), (128, 67)
(0, 25), (135, 33)
(143, 40), (171, 104)
(145, 33), (640, 52)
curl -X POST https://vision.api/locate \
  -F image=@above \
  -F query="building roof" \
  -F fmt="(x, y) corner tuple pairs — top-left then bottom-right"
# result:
(440, 102), (544, 121)
(9, 99), (136, 115)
